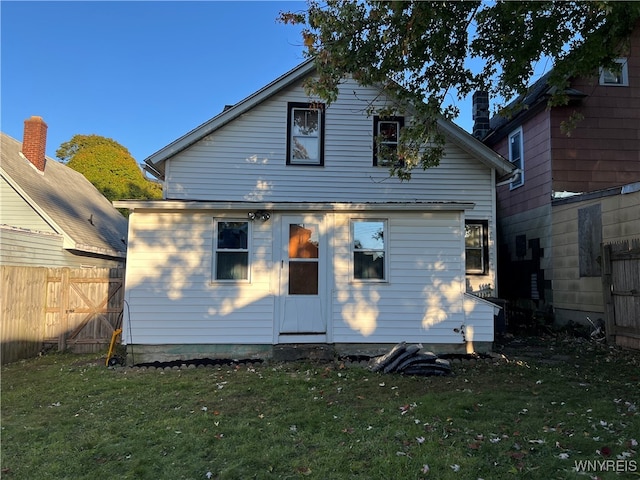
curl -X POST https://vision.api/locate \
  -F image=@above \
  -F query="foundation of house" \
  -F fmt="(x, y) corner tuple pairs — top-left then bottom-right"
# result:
(124, 342), (494, 366)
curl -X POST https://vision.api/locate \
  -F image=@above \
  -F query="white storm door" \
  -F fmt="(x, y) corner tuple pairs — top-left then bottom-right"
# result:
(279, 216), (326, 334)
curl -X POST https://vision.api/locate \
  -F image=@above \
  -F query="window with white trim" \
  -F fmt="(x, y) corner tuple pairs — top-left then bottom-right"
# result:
(214, 220), (249, 281)
(508, 128), (524, 189)
(373, 116), (404, 166)
(599, 58), (628, 86)
(352, 220), (387, 281)
(465, 220), (488, 275)
(287, 102), (325, 165)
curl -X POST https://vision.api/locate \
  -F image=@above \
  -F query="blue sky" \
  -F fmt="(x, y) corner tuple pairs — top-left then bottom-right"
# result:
(2, 1), (477, 164)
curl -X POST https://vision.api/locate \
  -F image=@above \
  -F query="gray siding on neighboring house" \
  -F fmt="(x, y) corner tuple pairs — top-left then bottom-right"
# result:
(0, 177), (55, 233)
(0, 227), (122, 268)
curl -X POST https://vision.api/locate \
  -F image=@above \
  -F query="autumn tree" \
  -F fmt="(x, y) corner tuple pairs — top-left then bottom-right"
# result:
(56, 134), (162, 203)
(280, 1), (640, 179)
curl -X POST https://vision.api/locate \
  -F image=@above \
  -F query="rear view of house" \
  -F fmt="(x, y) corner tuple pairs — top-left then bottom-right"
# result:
(116, 59), (513, 363)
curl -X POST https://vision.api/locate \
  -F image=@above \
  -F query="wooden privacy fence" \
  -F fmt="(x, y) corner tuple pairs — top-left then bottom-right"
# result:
(602, 239), (640, 350)
(1, 266), (124, 364)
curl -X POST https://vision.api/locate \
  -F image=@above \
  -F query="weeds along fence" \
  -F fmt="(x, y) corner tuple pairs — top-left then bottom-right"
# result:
(1, 266), (124, 364)
(602, 239), (640, 350)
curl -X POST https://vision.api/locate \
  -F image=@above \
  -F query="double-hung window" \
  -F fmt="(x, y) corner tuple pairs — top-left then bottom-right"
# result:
(508, 128), (524, 189)
(287, 102), (325, 166)
(352, 220), (387, 281)
(373, 116), (404, 166)
(465, 220), (488, 275)
(599, 58), (628, 86)
(214, 220), (249, 281)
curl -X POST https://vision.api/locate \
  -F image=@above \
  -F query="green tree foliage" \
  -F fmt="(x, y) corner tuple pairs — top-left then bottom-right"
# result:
(56, 134), (162, 203)
(280, 1), (640, 179)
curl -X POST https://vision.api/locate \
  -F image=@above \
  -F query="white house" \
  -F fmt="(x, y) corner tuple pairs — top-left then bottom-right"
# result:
(116, 59), (513, 363)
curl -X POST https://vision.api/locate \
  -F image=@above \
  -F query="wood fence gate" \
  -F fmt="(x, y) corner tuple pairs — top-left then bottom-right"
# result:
(2, 266), (125, 363)
(602, 239), (640, 350)
(44, 268), (125, 353)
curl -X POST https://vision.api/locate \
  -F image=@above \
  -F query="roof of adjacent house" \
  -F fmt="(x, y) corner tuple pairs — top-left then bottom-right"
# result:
(484, 70), (587, 144)
(0, 132), (128, 258)
(144, 58), (514, 179)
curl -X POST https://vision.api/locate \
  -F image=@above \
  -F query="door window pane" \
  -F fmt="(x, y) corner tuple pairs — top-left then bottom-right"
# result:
(288, 223), (319, 295)
(289, 262), (318, 295)
(289, 224), (319, 258)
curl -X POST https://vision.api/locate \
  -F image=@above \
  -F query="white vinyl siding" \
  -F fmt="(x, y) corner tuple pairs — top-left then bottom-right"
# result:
(123, 210), (494, 347)
(163, 78), (495, 218)
(123, 210), (275, 345)
(332, 212), (492, 344)
(122, 74), (501, 349)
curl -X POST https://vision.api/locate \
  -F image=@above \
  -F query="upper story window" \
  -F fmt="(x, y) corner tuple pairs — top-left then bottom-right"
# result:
(352, 219), (387, 281)
(508, 128), (524, 189)
(465, 220), (488, 275)
(599, 58), (628, 86)
(287, 102), (325, 166)
(214, 220), (250, 281)
(373, 116), (404, 166)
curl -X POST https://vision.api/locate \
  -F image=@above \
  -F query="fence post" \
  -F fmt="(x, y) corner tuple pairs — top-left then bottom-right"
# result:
(58, 268), (70, 351)
(601, 243), (615, 344)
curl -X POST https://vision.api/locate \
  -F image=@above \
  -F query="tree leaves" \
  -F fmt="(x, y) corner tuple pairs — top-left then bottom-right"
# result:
(56, 134), (162, 206)
(279, 1), (640, 179)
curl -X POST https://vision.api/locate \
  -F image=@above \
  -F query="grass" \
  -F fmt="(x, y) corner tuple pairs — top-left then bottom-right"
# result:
(1, 336), (639, 480)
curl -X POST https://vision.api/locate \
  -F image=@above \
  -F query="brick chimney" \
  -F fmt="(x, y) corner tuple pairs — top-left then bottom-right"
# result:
(22, 116), (48, 172)
(472, 91), (490, 140)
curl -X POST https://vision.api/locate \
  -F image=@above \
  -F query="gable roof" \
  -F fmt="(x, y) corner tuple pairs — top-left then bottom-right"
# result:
(144, 58), (513, 179)
(1, 132), (128, 258)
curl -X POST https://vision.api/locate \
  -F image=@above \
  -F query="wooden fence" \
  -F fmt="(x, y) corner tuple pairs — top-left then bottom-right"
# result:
(1, 266), (124, 364)
(602, 239), (640, 350)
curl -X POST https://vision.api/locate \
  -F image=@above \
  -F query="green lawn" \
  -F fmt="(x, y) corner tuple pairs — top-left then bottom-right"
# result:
(1, 337), (638, 479)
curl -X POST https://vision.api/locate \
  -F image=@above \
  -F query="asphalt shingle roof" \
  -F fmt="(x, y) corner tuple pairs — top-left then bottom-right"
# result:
(1, 132), (128, 258)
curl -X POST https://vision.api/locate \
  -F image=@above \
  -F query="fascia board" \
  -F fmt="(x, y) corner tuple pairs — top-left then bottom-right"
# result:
(113, 200), (476, 212)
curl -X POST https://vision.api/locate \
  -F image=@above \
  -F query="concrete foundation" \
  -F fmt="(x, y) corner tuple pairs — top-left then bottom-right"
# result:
(125, 341), (494, 365)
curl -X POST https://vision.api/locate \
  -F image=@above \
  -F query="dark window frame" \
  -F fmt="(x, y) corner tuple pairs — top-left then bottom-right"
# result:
(286, 102), (325, 166)
(373, 115), (405, 166)
(465, 220), (489, 275)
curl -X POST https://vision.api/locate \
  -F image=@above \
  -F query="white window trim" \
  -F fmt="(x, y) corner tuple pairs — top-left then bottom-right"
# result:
(350, 218), (388, 283)
(212, 218), (251, 283)
(599, 58), (629, 86)
(508, 127), (524, 190)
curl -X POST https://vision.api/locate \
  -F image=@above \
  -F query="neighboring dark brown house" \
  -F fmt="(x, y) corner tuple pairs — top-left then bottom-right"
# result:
(478, 22), (640, 326)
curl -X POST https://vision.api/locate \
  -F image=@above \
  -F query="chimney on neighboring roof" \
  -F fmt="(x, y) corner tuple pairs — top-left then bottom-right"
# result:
(472, 91), (490, 140)
(22, 116), (48, 172)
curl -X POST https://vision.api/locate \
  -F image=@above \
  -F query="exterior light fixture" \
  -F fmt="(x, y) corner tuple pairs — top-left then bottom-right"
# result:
(248, 210), (270, 222)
